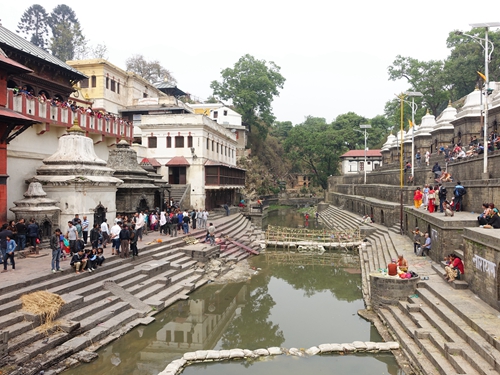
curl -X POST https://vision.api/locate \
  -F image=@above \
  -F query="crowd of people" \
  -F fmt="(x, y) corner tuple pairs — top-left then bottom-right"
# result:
(477, 203), (500, 229)
(11, 86), (133, 127)
(413, 180), (467, 215)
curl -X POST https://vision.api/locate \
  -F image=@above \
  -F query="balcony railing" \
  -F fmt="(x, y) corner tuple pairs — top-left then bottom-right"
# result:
(6, 90), (133, 140)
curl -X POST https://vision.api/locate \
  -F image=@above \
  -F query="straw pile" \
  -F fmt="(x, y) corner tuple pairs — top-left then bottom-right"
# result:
(20, 291), (65, 332)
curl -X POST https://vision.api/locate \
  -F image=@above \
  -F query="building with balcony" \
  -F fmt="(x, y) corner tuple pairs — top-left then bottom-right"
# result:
(189, 103), (247, 157)
(134, 113), (245, 209)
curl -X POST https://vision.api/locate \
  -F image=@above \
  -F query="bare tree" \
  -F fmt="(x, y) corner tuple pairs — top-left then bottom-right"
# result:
(125, 54), (177, 84)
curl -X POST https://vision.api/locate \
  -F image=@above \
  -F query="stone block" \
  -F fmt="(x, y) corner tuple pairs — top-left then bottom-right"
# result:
(206, 350), (220, 360)
(183, 352), (196, 361)
(59, 319), (80, 333)
(352, 341), (367, 350)
(414, 329), (431, 339)
(195, 350), (208, 360)
(229, 349), (245, 359)
(318, 343), (332, 353)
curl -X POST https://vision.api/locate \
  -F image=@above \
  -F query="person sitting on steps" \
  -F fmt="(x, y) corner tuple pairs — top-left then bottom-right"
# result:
(421, 232), (431, 256)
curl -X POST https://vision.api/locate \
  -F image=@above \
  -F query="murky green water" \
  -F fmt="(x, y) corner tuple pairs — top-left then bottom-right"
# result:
(65, 255), (402, 375)
(65, 208), (403, 375)
(264, 207), (324, 230)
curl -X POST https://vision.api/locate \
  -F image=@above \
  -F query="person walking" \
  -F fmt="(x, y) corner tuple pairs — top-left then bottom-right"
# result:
(100, 219), (110, 248)
(119, 224), (130, 258)
(453, 181), (467, 212)
(2, 235), (16, 272)
(135, 212), (145, 241)
(50, 229), (63, 273)
(412, 227), (421, 254)
(15, 218), (27, 251)
(67, 221), (78, 256)
(27, 218), (39, 254)
(130, 224), (138, 257)
(82, 216), (89, 244)
(438, 183), (447, 213)
(89, 224), (100, 250)
(208, 222), (216, 245)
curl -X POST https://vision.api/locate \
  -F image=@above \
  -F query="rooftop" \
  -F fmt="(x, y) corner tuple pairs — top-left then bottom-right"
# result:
(341, 150), (382, 158)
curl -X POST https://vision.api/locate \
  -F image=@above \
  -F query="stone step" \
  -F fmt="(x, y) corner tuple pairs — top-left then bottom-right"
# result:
(411, 301), (498, 375)
(126, 268), (180, 296)
(78, 301), (130, 332)
(0, 311), (24, 331)
(63, 295), (120, 323)
(379, 305), (461, 375)
(416, 286), (500, 370)
(144, 284), (188, 310)
(430, 264), (468, 289)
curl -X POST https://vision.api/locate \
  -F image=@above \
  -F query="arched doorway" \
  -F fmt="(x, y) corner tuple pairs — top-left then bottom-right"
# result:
(380, 210), (384, 225)
(93, 203), (107, 226)
(40, 218), (52, 241)
(138, 198), (149, 213)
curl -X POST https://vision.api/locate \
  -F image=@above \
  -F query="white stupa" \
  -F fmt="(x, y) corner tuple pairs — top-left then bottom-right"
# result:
(34, 120), (123, 226)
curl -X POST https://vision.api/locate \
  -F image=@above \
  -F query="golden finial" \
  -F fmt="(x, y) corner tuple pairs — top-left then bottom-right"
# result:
(68, 119), (85, 133)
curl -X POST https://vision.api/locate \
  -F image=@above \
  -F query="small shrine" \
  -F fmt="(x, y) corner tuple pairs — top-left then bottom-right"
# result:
(33, 120), (122, 226)
(107, 139), (169, 215)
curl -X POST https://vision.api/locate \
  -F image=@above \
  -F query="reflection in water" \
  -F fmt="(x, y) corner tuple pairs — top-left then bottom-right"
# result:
(65, 248), (403, 375)
(263, 207), (324, 230)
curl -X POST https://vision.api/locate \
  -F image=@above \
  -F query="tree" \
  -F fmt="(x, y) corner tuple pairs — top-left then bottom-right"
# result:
(284, 117), (344, 189)
(125, 54), (177, 84)
(210, 54), (285, 140)
(48, 5), (85, 61)
(331, 112), (369, 150)
(270, 120), (293, 139)
(17, 4), (49, 49)
(444, 28), (500, 101)
(388, 55), (449, 117)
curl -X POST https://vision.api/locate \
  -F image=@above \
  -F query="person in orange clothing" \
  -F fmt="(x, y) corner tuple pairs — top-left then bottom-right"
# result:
(397, 254), (408, 272)
(413, 187), (423, 208)
(387, 259), (398, 276)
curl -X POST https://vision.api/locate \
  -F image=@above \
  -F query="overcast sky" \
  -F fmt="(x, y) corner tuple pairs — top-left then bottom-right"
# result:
(0, 1), (495, 125)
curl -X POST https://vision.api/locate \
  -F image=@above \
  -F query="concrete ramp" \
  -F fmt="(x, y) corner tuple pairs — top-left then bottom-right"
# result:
(103, 280), (152, 317)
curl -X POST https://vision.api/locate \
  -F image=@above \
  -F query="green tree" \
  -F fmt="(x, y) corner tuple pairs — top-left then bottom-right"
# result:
(284, 117), (344, 189)
(270, 120), (293, 139)
(388, 55), (449, 117)
(48, 5), (85, 61)
(125, 54), (177, 84)
(331, 112), (369, 150)
(444, 28), (500, 101)
(210, 54), (285, 140)
(17, 4), (49, 49)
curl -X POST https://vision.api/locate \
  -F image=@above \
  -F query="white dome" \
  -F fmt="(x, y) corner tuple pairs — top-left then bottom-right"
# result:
(433, 101), (457, 132)
(415, 110), (435, 137)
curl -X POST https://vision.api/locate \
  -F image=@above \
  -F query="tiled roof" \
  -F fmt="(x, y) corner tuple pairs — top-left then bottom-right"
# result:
(166, 156), (190, 166)
(140, 158), (161, 167)
(0, 25), (86, 78)
(0, 47), (32, 74)
(340, 150), (382, 158)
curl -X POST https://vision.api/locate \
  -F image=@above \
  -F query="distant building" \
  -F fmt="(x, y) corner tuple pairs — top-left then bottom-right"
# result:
(340, 150), (382, 175)
(189, 103), (246, 157)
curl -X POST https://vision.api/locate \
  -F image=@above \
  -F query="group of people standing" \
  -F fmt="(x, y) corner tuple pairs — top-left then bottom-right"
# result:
(413, 181), (467, 216)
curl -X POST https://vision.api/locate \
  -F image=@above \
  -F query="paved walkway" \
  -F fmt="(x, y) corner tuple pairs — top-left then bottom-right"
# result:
(0, 224), (214, 285)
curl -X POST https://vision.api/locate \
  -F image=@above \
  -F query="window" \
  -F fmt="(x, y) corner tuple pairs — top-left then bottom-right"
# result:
(110, 79), (116, 92)
(212, 140), (214, 151)
(225, 146), (227, 156)
(217, 143), (219, 153)
(206, 138), (209, 149)
(175, 136), (184, 148)
(91, 75), (97, 87)
(166, 136), (172, 148)
(80, 78), (89, 88)
(187, 136), (193, 148)
(359, 162), (364, 171)
(148, 137), (157, 148)
(213, 111), (218, 119)
(223, 110), (228, 116)
(106, 77), (109, 89)
(143, 93), (148, 98)
(117, 82), (120, 94)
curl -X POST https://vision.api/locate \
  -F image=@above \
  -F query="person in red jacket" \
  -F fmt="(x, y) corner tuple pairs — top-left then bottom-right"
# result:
(444, 254), (464, 281)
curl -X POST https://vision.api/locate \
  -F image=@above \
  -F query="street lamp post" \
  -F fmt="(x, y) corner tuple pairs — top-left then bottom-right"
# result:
(464, 22), (500, 178)
(360, 124), (371, 184)
(404, 92), (423, 180)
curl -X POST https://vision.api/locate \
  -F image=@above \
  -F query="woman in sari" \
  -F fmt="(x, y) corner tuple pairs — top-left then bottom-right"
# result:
(414, 187), (423, 208)
(428, 186), (436, 213)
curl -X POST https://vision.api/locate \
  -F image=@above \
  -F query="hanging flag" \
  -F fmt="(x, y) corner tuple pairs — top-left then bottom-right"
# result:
(408, 119), (413, 128)
(477, 71), (487, 81)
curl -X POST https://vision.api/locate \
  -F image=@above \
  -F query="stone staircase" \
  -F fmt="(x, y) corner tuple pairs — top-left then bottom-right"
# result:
(0, 213), (262, 375)
(319, 204), (500, 375)
(378, 280), (500, 375)
(318, 205), (362, 230)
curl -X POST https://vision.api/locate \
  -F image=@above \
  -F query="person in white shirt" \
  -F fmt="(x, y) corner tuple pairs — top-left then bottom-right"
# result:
(100, 219), (110, 248)
(110, 222), (122, 256)
(201, 209), (208, 229)
(134, 212), (145, 241)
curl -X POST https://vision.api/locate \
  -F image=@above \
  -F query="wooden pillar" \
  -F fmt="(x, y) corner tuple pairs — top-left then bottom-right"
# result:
(0, 141), (7, 224)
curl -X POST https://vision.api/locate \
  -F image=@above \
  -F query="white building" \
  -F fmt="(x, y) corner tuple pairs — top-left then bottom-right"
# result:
(188, 103), (247, 157)
(133, 113), (245, 209)
(340, 150), (382, 175)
